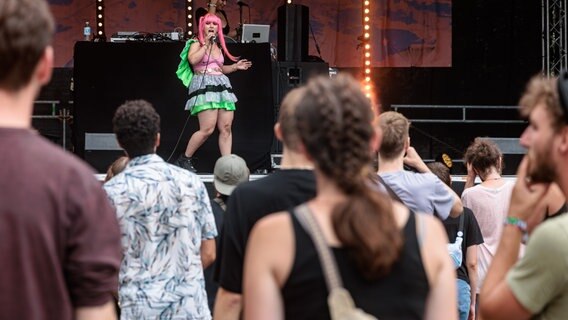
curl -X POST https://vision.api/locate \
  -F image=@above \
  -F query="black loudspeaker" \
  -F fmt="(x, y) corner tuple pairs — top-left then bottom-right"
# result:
(277, 4), (309, 62)
(271, 61), (329, 153)
(272, 61), (329, 107)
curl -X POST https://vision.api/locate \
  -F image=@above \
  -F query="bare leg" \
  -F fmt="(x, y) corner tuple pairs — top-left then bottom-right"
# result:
(217, 109), (234, 156)
(184, 109), (218, 156)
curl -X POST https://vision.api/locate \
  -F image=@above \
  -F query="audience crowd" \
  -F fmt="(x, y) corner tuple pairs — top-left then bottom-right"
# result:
(2, 0), (568, 319)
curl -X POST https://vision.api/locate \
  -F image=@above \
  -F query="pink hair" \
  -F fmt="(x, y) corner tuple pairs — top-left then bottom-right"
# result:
(198, 14), (238, 62)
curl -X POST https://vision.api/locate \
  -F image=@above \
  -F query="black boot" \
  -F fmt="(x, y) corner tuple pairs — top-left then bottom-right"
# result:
(174, 155), (197, 173)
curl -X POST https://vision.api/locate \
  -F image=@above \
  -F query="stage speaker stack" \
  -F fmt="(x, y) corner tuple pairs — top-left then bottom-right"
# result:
(273, 4), (328, 154)
(277, 4), (309, 62)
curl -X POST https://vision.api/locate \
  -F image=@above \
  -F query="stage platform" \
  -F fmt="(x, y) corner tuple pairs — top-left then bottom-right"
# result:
(95, 171), (517, 199)
(96, 173), (268, 199)
(70, 42), (329, 175)
(34, 53), (527, 177)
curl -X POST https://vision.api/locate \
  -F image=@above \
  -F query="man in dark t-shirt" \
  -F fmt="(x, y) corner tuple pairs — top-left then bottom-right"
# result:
(0, 1), (122, 318)
(213, 87), (317, 319)
(215, 169), (316, 288)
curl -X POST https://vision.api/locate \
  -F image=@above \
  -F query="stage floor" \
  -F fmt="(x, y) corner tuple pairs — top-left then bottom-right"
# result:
(96, 171), (517, 199)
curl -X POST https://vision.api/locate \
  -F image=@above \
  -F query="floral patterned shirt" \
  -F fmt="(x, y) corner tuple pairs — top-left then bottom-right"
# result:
(104, 154), (217, 319)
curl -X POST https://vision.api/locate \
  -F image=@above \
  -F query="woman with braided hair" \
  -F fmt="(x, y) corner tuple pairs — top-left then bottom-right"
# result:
(243, 74), (457, 319)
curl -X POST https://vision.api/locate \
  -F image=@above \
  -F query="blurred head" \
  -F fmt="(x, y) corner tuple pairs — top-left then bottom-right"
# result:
(213, 154), (250, 196)
(519, 75), (565, 131)
(426, 162), (451, 187)
(295, 73), (402, 280)
(112, 100), (161, 158)
(295, 75), (375, 187)
(198, 13), (237, 61)
(104, 156), (129, 182)
(378, 111), (410, 160)
(0, 0), (54, 92)
(519, 75), (568, 183)
(464, 138), (503, 180)
(275, 87), (306, 152)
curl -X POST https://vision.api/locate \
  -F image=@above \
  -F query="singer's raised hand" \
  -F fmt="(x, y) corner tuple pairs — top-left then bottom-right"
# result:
(236, 59), (252, 71)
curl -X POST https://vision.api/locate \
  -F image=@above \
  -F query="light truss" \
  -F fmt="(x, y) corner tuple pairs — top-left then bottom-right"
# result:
(543, 0), (568, 77)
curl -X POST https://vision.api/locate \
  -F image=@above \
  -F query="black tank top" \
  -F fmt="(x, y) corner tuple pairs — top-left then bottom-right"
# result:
(282, 210), (429, 320)
(545, 202), (568, 221)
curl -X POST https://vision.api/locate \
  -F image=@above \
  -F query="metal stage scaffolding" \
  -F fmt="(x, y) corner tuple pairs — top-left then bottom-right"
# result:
(543, 0), (568, 76)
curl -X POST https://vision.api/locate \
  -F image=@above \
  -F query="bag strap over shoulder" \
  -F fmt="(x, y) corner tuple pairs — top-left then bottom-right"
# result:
(293, 204), (378, 320)
(213, 197), (227, 211)
(376, 175), (403, 204)
(293, 204), (343, 291)
(458, 209), (465, 234)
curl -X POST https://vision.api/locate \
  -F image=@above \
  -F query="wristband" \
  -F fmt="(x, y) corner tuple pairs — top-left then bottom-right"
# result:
(208, 3), (217, 7)
(504, 216), (528, 244)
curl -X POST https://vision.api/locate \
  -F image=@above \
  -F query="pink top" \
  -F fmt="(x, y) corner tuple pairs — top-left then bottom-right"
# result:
(193, 51), (224, 75)
(461, 181), (518, 293)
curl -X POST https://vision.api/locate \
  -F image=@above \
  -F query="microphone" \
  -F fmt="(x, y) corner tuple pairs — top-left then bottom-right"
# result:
(237, 0), (249, 6)
(210, 35), (217, 44)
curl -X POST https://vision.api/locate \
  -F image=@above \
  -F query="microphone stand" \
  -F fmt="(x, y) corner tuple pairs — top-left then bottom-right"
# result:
(309, 21), (323, 61)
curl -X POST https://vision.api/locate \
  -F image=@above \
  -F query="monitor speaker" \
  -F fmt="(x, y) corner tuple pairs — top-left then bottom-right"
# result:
(277, 4), (309, 62)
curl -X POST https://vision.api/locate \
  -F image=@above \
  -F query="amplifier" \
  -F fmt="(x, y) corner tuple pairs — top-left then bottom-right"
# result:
(110, 36), (138, 43)
(158, 32), (183, 41)
(110, 32), (182, 43)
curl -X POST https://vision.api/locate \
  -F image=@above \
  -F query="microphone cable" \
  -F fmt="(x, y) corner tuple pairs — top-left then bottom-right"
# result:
(308, 20), (323, 61)
(166, 38), (215, 162)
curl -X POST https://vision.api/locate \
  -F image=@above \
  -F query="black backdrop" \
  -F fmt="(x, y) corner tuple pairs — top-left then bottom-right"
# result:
(73, 42), (274, 173)
(362, 0), (541, 174)
(375, 0), (541, 108)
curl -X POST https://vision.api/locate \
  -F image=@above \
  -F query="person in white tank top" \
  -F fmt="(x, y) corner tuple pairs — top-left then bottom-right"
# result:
(461, 138), (521, 294)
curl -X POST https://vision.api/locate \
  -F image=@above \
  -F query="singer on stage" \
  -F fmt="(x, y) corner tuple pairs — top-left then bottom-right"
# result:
(196, 0), (238, 40)
(175, 14), (252, 172)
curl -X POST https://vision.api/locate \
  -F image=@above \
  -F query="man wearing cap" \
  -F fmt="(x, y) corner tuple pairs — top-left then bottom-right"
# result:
(205, 154), (250, 310)
(480, 75), (568, 319)
(213, 154), (251, 203)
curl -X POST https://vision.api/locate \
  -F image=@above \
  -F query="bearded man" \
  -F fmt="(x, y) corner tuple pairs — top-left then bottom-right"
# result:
(479, 74), (568, 320)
